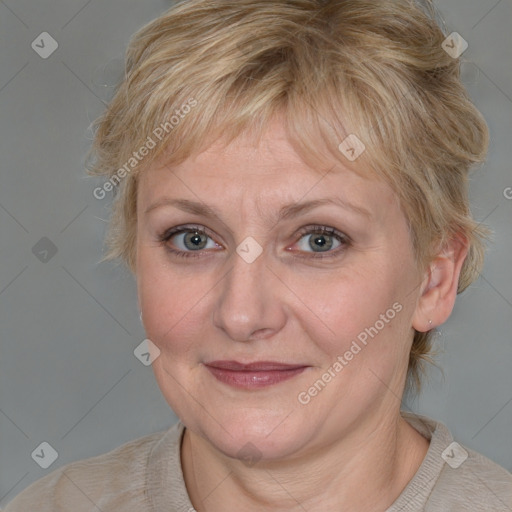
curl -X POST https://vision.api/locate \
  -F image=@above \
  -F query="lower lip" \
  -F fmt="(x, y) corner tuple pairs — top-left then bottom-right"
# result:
(206, 366), (308, 389)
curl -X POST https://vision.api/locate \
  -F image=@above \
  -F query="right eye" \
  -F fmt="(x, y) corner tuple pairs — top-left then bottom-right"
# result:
(158, 226), (223, 258)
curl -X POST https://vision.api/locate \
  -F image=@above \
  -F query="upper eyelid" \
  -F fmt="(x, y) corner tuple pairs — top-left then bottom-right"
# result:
(160, 225), (215, 241)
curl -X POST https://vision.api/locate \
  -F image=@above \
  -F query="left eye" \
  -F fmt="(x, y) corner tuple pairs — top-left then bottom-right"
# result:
(295, 229), (344, 253)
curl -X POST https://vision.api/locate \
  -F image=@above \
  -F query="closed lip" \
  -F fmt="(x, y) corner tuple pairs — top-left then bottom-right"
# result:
(204, 360), (308, 371)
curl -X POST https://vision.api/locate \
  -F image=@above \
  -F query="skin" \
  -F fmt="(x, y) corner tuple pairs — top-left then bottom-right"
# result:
(136, 119), (467, 511)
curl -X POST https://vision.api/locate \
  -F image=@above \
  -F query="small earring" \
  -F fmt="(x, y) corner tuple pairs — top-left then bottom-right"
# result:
(428, 319), (433, 329)
(140, 311), (143, 324)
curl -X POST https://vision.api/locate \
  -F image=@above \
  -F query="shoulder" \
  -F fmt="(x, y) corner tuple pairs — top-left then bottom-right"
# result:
(400, 413), (512, 511)
(2, 423), (183, 512)
(428, 445), (512, 511)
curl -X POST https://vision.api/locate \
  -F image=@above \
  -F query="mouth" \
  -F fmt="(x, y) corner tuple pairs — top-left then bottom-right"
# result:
(204, 360), (309, 389)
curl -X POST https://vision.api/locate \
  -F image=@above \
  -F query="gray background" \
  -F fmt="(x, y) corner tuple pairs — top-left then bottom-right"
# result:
(0, 0), (511, 505)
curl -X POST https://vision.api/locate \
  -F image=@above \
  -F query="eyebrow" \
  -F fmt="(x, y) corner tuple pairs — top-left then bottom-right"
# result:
(144, 197), (372, 221)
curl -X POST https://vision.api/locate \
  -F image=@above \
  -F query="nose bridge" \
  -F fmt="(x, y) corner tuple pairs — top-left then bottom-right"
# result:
(212, 249), (284, 342)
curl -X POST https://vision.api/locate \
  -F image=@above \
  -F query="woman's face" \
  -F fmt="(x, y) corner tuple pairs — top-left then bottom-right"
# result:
(136, 120), (425, 460)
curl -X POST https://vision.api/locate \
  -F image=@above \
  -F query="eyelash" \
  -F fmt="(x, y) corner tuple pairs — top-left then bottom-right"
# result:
(157, 224), (350, 260)
(158, 225), (216, 260)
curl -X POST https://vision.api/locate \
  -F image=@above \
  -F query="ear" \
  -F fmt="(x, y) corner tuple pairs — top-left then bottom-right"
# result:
(412, 234), (469, 332)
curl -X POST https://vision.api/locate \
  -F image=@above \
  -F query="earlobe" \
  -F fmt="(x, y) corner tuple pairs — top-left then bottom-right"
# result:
(412, 235), (469, 332)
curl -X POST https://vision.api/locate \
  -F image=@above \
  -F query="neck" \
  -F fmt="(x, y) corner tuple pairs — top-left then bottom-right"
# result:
(181, 413), (429, 512)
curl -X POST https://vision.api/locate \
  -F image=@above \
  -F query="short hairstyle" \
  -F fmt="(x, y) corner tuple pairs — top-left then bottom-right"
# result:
(86, 0), (489, 391)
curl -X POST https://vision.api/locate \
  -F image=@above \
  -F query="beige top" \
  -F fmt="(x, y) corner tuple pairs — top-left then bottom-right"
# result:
(3, 413), (512, 511)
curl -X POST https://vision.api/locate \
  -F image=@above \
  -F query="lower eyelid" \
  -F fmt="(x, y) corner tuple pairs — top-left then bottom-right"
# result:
(290, 243), (347, 259)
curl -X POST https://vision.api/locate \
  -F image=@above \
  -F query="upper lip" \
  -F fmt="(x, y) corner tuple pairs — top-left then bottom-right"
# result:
(205, 360), (308, 371)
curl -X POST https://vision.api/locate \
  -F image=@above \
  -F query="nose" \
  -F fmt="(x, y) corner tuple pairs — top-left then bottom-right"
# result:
(212, 250), (287, 342)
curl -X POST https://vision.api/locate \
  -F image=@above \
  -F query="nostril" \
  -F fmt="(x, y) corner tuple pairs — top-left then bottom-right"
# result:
(249, 328), (275, 340)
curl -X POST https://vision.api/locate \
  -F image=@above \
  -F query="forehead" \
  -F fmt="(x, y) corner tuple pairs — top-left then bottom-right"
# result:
(137, 120), (398, 221)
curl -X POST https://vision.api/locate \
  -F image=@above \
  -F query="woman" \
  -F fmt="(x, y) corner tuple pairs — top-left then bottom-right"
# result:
(5, 0), (511, 510)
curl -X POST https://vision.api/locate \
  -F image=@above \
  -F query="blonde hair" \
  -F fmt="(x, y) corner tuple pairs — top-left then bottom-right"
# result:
(86, 0), (489, 391)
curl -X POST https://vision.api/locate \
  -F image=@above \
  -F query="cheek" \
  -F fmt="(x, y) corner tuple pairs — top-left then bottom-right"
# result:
(297, 274), (412, 405)
(289, 263), (414, 390)
(137, 251), (211, 356)
(292, 265), (401, 342)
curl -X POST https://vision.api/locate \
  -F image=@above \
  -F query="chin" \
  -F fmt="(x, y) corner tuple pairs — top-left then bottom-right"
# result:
(214, 429), (305, 464)
(190, 409), (313, 463)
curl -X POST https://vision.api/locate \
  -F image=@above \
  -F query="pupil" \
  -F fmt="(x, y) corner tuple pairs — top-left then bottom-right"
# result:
(310, 234), (332, 252)
(185, 231), (206, 250)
